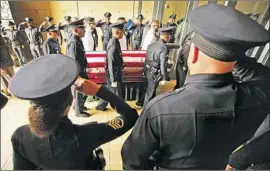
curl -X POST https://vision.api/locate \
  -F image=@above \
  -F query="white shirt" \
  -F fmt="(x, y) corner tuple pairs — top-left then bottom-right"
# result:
(141, 28), (157, 50)
(82, 27), (95, 52)
(119, 34), (127, 50)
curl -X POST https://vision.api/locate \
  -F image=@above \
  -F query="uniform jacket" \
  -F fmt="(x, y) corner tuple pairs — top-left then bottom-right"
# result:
(96, 20), (112, 41)
(18, 24), (43, 45)
(0, 35), (14, 69)
(11, 86), (138, 169)
(43, 38), (61, 55)
(132, 24), (145, 43)
(5, 29), (26, 47)
(122, 57), (270, 169)
(66, 35), (88, 79)
(145, 39), (169, 81)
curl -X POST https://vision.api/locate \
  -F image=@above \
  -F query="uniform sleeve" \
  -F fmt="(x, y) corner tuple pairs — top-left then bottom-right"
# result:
(43, 41), (50, 55)
(121, 109), (160, 169)
(93, 29), (98, 46)
(95, 20), (103, 27)
(38, 23), (45, 33)
(11, 132), (38, 170)
(77, 86), (138, 149)
(228, 129), (270, 169)
(67, 42), (77, 60)
(160, 46), (169, 81)
(107, 42), (116, 82)
(38, 32), (43, 45)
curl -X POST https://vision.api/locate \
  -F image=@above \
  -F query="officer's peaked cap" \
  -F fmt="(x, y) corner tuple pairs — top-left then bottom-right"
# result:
(8, 21), (15, 26)
(69, 18), (85, 29)
(9, 54), (80, 100)
(136, 14), (145, 20)
(25, 17), (33, 23)
(45, 17), (54, 22)
(84, 17), (95, 24)
(44, 24), (58, 32)
(104, 12), (112, 18)
(188, 4), (270, 62)
(159, 26), (176, 34)
(64, 16), (72, 21)
(169, 14), (177, 19)
(110, 22), (125, 29)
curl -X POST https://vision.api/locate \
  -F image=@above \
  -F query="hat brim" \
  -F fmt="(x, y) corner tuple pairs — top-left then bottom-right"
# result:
(9, 54), (81, 100)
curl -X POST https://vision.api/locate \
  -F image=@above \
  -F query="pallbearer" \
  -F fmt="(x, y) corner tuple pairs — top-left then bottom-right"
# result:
(43, 25), (61, 55)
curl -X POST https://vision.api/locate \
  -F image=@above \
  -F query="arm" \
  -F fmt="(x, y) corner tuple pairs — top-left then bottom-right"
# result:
(74, 79), (138, 148)
(227, 129), (270, 170)
(107, 43), (116, 82)
(67, 41), (77, 60)
(121, 108), (160, 169)
(95, 20), (104, 28)
(38, 32), (43, 45)
(11, 134), (38, 169)
(39, 22), (46, 32)
(160, 46), (169, 81)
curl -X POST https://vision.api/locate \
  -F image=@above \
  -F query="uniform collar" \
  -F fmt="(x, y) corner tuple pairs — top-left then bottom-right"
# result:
(184, 72), (234, 86)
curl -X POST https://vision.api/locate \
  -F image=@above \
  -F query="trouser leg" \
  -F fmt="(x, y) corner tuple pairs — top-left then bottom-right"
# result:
(143, 72), (158, 106)
(133, 41), (140, 50)
(13, 47), (23, 66)
(75, 91), (85, 114)
(17, 47), (27, 65)
(30, 46), (38, 59)
(102, 40), (109, 51)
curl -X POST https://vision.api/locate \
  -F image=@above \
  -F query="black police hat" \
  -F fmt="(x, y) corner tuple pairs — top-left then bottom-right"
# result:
(45, 17), (54, 22)
(69, 18), (85, 29)
(104, 12), (112, 18)
(118, 17), (126, 21)
(8, 21), (15, 26)
(44, 24), (58, 32)
(188, 4), (270, 62)
(136, 14), (145, 20)
(159, 26), (176, 34)
(64, 16), (72, 21)
(0, 93), (8, 110)
(9, 54), (80, 100)
(84, 17), (95, 24)
(25, 17), (33, 23)
(110, 22), (125, 30)
(169, 14), (177, 19)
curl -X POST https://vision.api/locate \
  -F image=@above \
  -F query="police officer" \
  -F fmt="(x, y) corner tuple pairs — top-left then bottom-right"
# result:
(121, 4), (270, 169)
(18, 17), (43, 59)
(66, 18), (90, 117)
(43, 25), (61, 55)
(60, 16), (73, 43)
(5, 21), (27, 66)
(39, 17), (63, 45)
(9, 54), (138, 169)
(166, 14), (177, 43)
(96, 12), (112, 50)
(82, 17), (98, 51)
(132, 14), (145, 50)
(143, 26), (175, 106)
(95, 22), (124, 111)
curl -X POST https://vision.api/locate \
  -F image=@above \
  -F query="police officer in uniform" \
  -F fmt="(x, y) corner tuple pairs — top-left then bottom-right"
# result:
(58, 16), (73, 43)
(143, 26), (175, 106)
(166, 14), (177, 43)
(121, 4), (270, 169)
(66, 18), (90, 117)
(5, 21), (27, 66)
(9, 54), (139, 169)
(132, 14), (145, 50)
(18, 17), (43, 59)
(43, 25), (61, 55)
(96, 22), (124, 111)
(96, 12), (112, 50)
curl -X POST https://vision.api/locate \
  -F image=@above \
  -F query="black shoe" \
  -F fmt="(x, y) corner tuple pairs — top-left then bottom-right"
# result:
(136, 102), (143, 107)
(75, 111), (91, 118)
(95, 106), (107, 111)
(83, 106), (88, 111)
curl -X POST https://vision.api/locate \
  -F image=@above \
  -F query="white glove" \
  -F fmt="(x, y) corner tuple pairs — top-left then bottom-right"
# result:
(111, 82), (118, 87)
(159, 81), (167, 86)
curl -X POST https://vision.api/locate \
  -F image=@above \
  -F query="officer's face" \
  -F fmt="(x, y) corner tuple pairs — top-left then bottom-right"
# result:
(27, 22), (33, 27)
(106, 17), (110, 23)
(169, 18), (175, 23)
(50, 31), (58, 39)
(9, 25), (14, 30)
(151, 23), (159, 32)
(161, 33), (170, 42)
(77, 27), (85, 38)
(137, 19), (143, 24)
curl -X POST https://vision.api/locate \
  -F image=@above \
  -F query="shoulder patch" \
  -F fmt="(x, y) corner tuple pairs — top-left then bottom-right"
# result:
(108, 118), (124, 130)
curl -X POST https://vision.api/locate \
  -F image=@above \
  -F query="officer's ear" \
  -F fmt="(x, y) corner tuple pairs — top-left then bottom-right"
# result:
(191, 45), (199, 64)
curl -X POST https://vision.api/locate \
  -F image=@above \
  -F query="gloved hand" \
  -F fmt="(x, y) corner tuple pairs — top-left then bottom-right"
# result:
(111, 82), (117, 87)
(159, 80), (168, 86)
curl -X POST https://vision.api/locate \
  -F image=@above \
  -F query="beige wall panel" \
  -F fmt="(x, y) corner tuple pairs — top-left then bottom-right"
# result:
(141, 1), (154, 21)
(163, 1), (188, 24)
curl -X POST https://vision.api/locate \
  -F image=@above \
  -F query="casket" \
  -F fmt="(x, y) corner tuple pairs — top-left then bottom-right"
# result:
(86, 51), (146, 84)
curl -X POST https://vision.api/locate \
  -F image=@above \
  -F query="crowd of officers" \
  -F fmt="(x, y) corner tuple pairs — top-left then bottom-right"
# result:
(0, 3), (270, 170)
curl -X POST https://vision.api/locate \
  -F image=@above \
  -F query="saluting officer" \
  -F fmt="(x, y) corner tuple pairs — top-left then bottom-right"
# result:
(143, 26), (175, 106)
(96, 22), (124, 111)
(96, 12), (112, 50)
(121, 4), (270, 169)
(58, 16), (73, 44)
(166, 14), (177, 43)
(132, 14), (145, 50)
(18, 17), (43, 59)
(9, 54), (138, 169)
(82, 17), (98, 51)
(43, 25), (61, 55)
(5, 21), (27, 66)
(66, 18), (90, 117)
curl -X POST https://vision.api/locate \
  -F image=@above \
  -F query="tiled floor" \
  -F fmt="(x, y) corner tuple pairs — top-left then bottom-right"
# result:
(1, 78), (176, 170)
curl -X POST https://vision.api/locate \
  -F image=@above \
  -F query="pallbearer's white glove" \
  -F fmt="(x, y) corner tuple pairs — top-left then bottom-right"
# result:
(111, 82), (118, 87)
